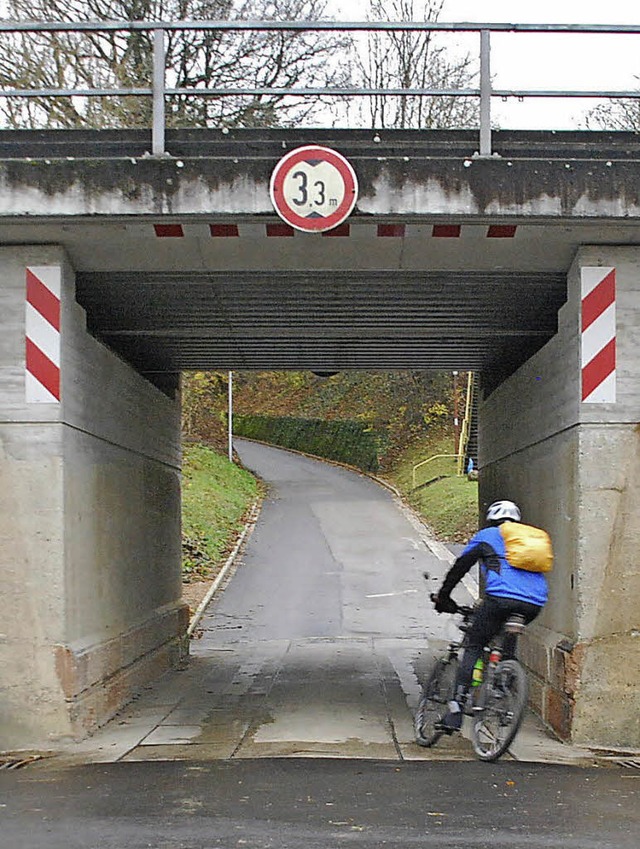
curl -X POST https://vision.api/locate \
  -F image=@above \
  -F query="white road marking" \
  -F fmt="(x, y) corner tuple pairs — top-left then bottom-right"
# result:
(366, 589), (419, 598)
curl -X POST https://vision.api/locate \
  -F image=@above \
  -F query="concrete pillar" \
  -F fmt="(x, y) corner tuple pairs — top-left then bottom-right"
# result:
(479, 247), (640, 748)
(0, 247), (187, 748)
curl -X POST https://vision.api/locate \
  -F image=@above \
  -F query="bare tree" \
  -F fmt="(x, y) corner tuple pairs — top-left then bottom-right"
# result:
(582, 89), (640, 131)
(351, 0), (478, 130)
(0, 0), (350, 129)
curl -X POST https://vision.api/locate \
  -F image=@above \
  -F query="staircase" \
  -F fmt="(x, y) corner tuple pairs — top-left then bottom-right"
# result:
(460, 372), (478, 473)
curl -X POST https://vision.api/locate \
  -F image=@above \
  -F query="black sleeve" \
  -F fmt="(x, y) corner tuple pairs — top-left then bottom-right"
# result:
(440, 541), (496, 597)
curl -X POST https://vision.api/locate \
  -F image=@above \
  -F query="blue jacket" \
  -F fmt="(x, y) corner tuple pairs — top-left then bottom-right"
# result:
(442, 525), (548, 607)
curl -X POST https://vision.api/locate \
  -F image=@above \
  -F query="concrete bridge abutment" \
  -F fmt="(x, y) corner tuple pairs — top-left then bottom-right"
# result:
(0, 246), (187, 748)
(480, 246), (640, 748)
(1, 130), (639, 752)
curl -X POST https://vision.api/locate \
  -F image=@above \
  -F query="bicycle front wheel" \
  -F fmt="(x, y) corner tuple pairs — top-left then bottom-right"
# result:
(472, 659), (528, 761)
(414, 656), (459, 748)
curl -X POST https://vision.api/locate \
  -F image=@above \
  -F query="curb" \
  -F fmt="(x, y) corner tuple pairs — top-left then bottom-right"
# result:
(186, 496), (262, 636)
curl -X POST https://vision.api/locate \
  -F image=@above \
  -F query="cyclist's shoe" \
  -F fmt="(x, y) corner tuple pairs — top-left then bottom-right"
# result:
(435, 711), (463, 734)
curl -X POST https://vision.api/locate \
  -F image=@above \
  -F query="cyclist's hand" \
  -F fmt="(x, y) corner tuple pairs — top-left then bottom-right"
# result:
(434, 592), (457, 614)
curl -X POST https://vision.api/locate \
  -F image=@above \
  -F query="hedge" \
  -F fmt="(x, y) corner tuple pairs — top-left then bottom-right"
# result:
(233, 414), (379, 473)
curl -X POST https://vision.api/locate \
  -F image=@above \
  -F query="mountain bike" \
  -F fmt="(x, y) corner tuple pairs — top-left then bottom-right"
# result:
(414, 593), (529, 761)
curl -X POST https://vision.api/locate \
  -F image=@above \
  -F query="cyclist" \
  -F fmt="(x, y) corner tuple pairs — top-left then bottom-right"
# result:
(432, 499), (548, 733)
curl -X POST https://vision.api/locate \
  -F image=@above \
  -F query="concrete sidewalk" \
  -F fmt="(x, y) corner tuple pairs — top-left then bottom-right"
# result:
(43, 632), (598, 769)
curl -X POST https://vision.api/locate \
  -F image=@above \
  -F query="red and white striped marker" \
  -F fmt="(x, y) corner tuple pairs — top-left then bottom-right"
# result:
(581, 267), (616, 404)
(25, 266), (61, 403)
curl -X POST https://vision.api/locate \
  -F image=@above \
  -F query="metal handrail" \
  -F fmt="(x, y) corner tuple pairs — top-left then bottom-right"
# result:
(412, 372), (476, 482)
(0, 20), (639, 156)
(456, 371), (475, 474)
(2, 21), (640, 33)
(457, 417), (469, 476)
(412, 453), (462, 489)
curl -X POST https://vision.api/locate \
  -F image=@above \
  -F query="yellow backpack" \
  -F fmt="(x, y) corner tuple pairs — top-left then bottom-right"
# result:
(499, 521), (553, 573)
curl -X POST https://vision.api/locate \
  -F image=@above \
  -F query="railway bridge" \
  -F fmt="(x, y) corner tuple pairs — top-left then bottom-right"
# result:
(1, 127), (638, 750)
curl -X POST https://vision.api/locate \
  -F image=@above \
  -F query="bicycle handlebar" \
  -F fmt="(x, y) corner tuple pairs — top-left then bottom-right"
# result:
(429, 592), (475, 618)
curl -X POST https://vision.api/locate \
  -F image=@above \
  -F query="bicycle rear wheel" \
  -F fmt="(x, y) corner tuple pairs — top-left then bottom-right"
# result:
(471, 659), (528, 761)
(414, 656), (458, 747)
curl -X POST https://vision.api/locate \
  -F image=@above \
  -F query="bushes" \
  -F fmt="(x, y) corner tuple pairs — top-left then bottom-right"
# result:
(233, 414), (379, 473)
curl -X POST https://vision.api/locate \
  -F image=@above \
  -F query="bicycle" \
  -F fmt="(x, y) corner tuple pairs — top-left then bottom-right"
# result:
(414, 593), (529, 761)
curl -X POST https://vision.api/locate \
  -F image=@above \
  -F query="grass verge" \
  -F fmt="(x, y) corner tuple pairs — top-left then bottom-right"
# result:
(386, 429), (479, 543)
(182, 442), (259, 608)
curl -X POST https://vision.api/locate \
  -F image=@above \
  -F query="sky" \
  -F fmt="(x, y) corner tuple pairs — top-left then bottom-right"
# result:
(0, 1), (637, 130)
(328, 0), (640, 129)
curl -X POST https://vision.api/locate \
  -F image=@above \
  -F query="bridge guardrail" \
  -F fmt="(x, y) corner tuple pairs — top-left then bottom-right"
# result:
(1, 21), (639, 157)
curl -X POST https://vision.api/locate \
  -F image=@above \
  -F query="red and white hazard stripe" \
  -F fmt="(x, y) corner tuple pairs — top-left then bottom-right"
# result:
(25, 266), (61, 403)
(581, 267), (616, 404)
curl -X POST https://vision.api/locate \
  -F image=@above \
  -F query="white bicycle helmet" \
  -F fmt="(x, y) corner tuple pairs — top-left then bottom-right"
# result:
(486, 500), (521, 522)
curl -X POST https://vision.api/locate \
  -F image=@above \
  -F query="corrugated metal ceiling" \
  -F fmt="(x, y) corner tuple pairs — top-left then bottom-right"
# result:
(76, 269), (566, 386)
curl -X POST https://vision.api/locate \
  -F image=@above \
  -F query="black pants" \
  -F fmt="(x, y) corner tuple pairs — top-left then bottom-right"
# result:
(454, 595), (542, 702)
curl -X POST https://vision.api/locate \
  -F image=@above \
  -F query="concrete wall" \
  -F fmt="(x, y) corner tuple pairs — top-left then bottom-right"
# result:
(0, 246), (187, 748)
(1, 130), (640, 224)
(479, 247), (640, 747)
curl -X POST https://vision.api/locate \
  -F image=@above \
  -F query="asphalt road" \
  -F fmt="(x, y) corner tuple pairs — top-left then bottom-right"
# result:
(205, 438), (458, 642)
(2, 757), (638, 849)
(180, 437), (469, 760)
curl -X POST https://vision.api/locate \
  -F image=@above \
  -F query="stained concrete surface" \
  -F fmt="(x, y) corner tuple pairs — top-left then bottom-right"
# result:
(40, 439), (603, 770)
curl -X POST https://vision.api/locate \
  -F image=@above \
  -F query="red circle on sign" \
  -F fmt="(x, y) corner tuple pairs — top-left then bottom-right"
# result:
(270, 145), (359, 233)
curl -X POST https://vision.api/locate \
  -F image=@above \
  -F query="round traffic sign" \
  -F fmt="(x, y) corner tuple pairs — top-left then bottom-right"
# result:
(269, 145), (358, 233)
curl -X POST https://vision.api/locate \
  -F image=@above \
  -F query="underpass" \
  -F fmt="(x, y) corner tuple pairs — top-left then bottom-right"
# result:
(53, 440), (583, 767)
(0, 127), (639, 752)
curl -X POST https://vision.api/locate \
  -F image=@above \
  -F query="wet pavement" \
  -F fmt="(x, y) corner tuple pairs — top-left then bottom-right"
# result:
(47, 634), (592, 767)
(42, 440), (603, 770)
(2, 757), (639, 849)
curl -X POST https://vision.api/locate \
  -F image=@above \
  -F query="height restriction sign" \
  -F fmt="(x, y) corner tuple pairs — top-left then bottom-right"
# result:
(269, 145), (359, 233)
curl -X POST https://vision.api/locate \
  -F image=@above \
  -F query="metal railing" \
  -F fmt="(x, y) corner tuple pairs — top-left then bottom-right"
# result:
(1, 20), (640, 156)
(412, 371), (476, 485)
(456, 371), (475, 475)
(411, 453), (462, 489)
